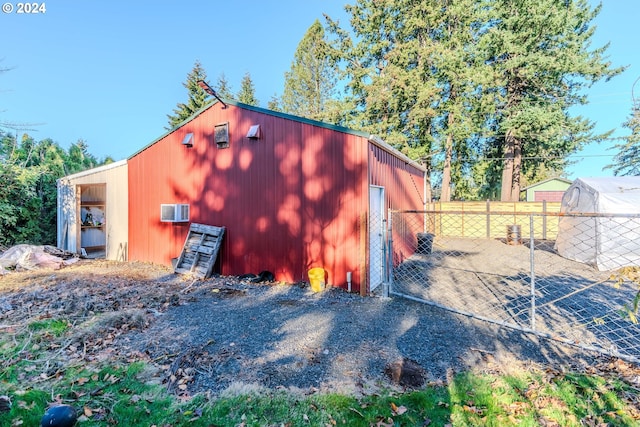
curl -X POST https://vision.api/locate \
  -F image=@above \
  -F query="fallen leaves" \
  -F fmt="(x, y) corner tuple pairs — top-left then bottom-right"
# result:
(462, 403), (484, 416)
(0, 261), (195, 395)
(390, 401), (407, 415)
(2, 260), (640, 427)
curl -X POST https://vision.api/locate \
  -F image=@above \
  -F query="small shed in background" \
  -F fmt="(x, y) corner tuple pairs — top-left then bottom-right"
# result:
(57, 160), (128, 261)
(521, 177), (572, 202)
(127, 100), (426, 293)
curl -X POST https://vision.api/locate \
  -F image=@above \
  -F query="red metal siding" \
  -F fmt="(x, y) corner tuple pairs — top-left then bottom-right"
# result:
(368, 144), (425, 212)
(369, 144), (426, 271)
(129, 103), (369, 290)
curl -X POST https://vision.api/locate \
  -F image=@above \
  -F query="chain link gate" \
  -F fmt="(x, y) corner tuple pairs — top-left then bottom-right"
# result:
(386, 209), (640, 363)
(369, 186), (387, 293)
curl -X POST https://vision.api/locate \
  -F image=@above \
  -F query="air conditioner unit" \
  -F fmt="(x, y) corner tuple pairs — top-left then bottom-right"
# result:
(160, 204), (190, 222)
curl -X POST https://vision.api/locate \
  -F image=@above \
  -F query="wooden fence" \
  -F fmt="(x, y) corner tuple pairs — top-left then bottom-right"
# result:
(423, 201), (562, 241)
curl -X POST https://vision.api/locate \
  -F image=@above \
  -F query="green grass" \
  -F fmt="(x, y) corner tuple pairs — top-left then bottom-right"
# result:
(1, 318), (639, 426)
(27, 318), (70, 336)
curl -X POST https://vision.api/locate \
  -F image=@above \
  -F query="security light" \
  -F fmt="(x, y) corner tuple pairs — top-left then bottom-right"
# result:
(197, 80), (227, 108)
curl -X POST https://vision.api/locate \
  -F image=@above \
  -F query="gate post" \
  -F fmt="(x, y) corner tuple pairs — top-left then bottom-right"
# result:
(529, 215), (536, 330)
(385, 209), (394, 297)
(486, 199), (491, 239)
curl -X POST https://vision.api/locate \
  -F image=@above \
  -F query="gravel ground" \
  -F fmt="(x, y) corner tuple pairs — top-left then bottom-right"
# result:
(391, 237), (640, 361)
(119, 275), (598, 397)
(0, 259), (602, 399)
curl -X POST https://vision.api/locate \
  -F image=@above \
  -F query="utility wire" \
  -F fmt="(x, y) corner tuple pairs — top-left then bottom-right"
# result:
(450, 153), (616, 163)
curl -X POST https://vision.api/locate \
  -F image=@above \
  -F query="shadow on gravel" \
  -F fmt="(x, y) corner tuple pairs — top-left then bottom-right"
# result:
(125, 277), (599, 398)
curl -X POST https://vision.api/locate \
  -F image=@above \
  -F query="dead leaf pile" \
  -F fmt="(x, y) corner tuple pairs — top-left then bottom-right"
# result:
(0, 260), (205, 392)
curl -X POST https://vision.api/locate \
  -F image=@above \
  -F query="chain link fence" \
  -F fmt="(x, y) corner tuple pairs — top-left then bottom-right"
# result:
(387, 209), (640, 363)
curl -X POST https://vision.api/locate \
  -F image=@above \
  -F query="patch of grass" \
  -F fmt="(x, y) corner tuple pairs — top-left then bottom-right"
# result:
(535, 372), (638, 427)
(1, 318), (71, 385)
(1, 365), (639, 426)
(0, 389), (51, 427)
(27, 318), (70, 336)
(197, 389), (451, 426)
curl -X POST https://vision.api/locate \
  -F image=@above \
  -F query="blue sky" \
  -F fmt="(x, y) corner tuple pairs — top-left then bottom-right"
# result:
(0, 1), (637, 179)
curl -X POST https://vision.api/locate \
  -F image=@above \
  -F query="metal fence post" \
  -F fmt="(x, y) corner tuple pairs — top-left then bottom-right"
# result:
(486, 199), (491, 239)
(388, 208), (640, 364)
(529, 214), (536, 331)
(542, 200), (547, 240)
(386, 209), (394, 297)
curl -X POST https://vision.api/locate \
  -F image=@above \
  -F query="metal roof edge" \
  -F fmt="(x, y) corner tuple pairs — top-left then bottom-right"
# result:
(57, 159), (128, 182)
(128, 100), (216, 160)
(127, 99), (425, 173)
(520, 176), (573, 191)
(223, 99), (371, 138)
(368, 135), (427, 173)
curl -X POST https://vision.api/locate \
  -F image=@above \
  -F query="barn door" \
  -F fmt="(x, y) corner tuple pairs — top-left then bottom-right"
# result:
(369, 186), (385, 292)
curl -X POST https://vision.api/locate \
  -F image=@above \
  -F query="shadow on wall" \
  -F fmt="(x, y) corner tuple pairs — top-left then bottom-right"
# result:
(164, 106), (367, 288)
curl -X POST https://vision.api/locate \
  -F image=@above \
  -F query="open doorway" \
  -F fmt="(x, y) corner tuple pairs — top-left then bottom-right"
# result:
(78, 184), (106, 259)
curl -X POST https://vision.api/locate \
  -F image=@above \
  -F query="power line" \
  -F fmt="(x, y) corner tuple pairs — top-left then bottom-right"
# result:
(452, 153), (617, 162)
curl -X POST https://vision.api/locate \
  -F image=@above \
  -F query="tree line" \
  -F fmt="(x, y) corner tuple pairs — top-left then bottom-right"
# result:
(323, 0), (627, 201)
(166, 62), (262, 129)
(3, 0), (639, 248)
(171, 0), (637, 202)
(0, 132), (111, 247)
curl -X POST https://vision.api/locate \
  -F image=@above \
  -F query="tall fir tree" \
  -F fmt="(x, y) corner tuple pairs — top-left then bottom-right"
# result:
(166, 60), (210, 129)
(423, 0), (490, 201)
(483, 0), (624, 201)
(607, 91), (640, 176)
(214, 72), (234, 100)
(237, 72), (259, 106)
(328, 0), (624, 201)
(326, 0), (487, 200)
(282, 20), (339, 122)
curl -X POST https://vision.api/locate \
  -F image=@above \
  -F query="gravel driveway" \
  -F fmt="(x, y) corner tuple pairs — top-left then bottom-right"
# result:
(121, 276), (598, 397)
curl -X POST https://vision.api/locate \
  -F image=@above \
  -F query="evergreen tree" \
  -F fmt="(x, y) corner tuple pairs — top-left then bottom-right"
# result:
(267, 94), (282, 112)
(214, 72), (234, 100)
(484, 0), (624, 201)
(282, 20), (339, 122)
(424, 0), (490, 201)
(607, 96), (640, 176)
(237, 72), (259, 106)
(326, 0), (484, 200)
(65, 139), (100, 174)
(166, 60), (210, 129)
(0, 132), (38, 246)
(327, 0), (623, 201)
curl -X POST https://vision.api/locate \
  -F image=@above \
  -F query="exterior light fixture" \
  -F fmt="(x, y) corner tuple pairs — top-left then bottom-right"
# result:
(197, 80), (227, 108)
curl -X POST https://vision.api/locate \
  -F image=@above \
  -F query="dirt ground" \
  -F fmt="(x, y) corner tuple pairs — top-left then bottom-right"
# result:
(2, 259), (640, 399)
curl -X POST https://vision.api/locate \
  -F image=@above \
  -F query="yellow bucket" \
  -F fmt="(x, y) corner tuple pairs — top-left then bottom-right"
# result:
(308, 267), (326, 292)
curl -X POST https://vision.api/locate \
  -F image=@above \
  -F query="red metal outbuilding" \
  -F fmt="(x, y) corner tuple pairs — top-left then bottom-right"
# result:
(127, 100), (425, 293)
